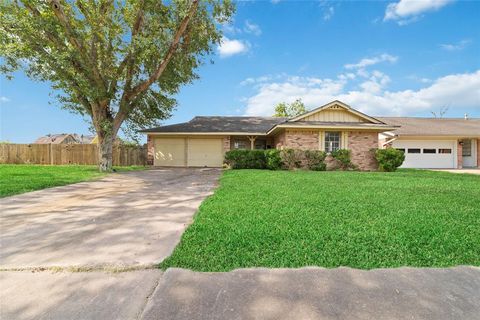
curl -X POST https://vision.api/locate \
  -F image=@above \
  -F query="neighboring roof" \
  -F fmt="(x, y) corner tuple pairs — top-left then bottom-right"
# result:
(378, 117), (480, 137)
(140, 116), (288, 134)
(289, 100), (385, 124)
(34, 133), (95, 144)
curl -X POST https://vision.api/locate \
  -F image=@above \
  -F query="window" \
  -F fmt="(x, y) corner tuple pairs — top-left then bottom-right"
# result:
(423, 149), (436, 154)
(408, 148), (421, 154)
(396, 148), (405, 153)
(439, 149), (452, 154)
(462, 140), (472, 157)
(325, 132), (341, 153)
(233, 140), (247, 150)
(254, 139), (267, 150)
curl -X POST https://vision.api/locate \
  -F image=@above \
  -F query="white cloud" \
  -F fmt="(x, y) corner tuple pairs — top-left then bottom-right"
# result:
(243, 70), (480, 116)
(384, 0), (454, 24)
(323, 6), (335, 21)
(344, 54), (398, 70)
(0, 96), (10, 103)
(217, 37), (250, 58)
(244, 20), (262, 36)
(440, 39), (472, 51)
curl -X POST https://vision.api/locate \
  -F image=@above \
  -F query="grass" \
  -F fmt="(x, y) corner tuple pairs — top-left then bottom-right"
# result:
(160, 169), (480, 271)
(0, 164), (146, 197)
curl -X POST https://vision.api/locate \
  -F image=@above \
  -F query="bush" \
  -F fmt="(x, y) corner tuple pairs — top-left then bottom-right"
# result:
(265, 149), (283, 170)
(224, 150), (266, 169)
(280, 149), (303, 170)
(375, 148), (405, 172)
(304, 150), (327, 171)
(331, 149), (353, 170)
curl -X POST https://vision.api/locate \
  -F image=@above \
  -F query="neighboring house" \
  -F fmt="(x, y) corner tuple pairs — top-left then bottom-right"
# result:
(379, 117), (480, 169)
(34, 133), (95, 144)
(142, 100), (480, 170)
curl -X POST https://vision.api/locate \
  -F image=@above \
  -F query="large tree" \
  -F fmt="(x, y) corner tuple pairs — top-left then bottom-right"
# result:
(0, 0), (234, 171)
(273, 98), (307, 117)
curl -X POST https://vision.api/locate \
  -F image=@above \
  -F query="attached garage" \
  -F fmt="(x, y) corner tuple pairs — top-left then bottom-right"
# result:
(153, 137), (224, 167)
(392, 140), (457, 169)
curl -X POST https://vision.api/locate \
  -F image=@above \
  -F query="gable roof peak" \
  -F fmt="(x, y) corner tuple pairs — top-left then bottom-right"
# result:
(289, 100), (385, 124)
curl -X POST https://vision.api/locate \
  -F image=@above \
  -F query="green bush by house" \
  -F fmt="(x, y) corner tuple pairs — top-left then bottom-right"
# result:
(375, 148), (405, 172)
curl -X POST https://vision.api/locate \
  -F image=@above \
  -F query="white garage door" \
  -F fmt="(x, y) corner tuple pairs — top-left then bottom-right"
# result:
(392, 140), (456, 169)
(154, 138), (186, 166)
(187, 138), (223, 167)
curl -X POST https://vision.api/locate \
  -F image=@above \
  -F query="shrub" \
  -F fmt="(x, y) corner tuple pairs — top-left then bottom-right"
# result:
(280, 149), (303, 170)
(304, 150), (327, 171)
(224, 150), (266, 169)
(265, 149), (283, 170)
(331, 149), (353, 170)
(375, 148), (405, 172)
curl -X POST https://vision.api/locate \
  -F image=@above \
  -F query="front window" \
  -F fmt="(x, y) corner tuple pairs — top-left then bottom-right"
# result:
(233, 140), (247, 149)
(325, 132), (341, 153)
(462, 140), (472, 157)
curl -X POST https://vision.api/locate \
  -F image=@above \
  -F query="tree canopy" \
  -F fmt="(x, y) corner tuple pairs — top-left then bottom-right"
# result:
(0, 0), (234, 170)
(273, 99), (307, 117)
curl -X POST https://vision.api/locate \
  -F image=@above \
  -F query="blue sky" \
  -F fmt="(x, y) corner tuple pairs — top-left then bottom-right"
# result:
(1, 0), (479, 143)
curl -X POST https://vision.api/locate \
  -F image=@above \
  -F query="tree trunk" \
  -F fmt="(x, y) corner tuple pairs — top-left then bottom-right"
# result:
(98, 133), (114, 172)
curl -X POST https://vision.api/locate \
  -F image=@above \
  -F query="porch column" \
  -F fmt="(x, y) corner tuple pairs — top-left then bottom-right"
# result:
(457, 140), (463, 169)
(247, 136), (257, 150)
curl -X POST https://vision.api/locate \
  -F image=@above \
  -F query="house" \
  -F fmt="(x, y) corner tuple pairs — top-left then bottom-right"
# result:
(141, 100), (480, 170)
(34, 133), (95, 144)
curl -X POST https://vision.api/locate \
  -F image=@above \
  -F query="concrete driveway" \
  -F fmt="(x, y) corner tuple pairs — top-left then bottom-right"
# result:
(0, 168), (220, 319)
(0, 168), (220, 269)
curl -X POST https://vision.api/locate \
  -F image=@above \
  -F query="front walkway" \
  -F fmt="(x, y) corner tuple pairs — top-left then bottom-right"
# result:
(431, 168), (480, 175)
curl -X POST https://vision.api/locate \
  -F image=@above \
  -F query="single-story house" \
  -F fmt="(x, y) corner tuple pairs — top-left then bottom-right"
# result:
(141, 100), (480, 170)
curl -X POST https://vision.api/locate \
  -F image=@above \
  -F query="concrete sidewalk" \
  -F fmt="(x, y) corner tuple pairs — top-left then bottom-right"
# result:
(141, 266), (480, 320)
(0, 270), (162, 320)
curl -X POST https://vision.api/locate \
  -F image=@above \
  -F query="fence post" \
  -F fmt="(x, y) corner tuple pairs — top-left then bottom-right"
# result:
(49, 143), (53, 165)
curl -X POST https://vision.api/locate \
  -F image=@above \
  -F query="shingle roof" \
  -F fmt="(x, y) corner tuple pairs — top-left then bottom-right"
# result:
(34, 133), (95, 144)
(378, 117), (480, 137)
(140, 116), (288, 134)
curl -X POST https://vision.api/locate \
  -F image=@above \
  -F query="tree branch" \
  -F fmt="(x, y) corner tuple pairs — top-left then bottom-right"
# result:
(49, 0), (107, 92)
(126, 0), (199, 101)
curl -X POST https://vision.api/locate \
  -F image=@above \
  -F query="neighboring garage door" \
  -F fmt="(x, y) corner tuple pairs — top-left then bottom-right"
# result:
(154, 138), (186, 166)
(187, 138), (223, 167)
(153, 137), (223, 167)
(392, 140), (456, 169)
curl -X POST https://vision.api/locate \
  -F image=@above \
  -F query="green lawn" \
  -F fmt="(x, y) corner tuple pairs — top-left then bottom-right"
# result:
(0, 164), (146, 197)
(160, 169), (480, 271)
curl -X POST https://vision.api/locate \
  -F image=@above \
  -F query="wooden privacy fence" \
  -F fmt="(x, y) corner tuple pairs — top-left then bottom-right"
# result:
(0, 144), (147, 166)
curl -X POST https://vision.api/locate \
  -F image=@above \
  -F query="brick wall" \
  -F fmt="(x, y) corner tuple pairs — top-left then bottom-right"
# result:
(274, 131), (286, 149)
(347, 131), (378, 171)
(285, 130), (319, 150)
(457, 140), (463, 169)
(146, 135), (154, 165)
(223, 136), (231, 153)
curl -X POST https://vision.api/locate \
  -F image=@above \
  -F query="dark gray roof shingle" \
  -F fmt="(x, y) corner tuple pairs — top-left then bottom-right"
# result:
(140, 116), (288, 134)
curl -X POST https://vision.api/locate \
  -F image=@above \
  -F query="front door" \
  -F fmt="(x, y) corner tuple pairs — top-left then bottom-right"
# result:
(462, 139), (477, 167)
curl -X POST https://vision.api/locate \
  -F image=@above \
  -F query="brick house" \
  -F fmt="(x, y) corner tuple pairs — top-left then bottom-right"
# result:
(141, 100), (480, 170)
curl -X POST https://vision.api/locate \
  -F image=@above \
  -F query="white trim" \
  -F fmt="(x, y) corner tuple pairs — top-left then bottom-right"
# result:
(267, 124), (396, 135)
